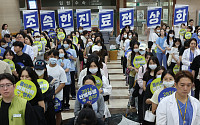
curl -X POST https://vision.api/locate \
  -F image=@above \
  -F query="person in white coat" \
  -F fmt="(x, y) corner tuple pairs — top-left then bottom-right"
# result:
(182, 38), (200, 71)
(156, 71), (200, 125)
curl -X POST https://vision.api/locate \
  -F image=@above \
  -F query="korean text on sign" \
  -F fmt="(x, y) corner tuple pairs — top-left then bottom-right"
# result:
(147, 7), (162, 28)
(174, 5), (188, 26)
(99, 9), (114, 31)
(40, 10), (56, 31)
(23, 10), (39, 31)
(119, 8), (134, 30)
(76, 9), (91, 31)
(58, 9), (74, 31)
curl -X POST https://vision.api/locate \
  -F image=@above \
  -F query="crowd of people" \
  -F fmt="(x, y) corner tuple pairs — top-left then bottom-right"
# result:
(0, 18), (200, 125)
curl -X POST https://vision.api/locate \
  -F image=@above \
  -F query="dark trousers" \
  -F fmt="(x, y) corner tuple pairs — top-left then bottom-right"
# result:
(168, 62), (176, 70)
(138, 92), (144, 123)
(70, 71), (76, 96)
(63, 85), (70, 107)
(123, 56), (127, 74)
(195, 79), (200, 100)
(45, 101), (56, 125)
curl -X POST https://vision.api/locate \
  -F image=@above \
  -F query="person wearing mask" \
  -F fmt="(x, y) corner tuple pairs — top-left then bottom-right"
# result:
(182, 38), (200, 71)
(143, 66), (166, 125)
(124, 31), (133, 51)
(62, 39), (77, 100)
(78, 26), (83, 35)
(11, 33), (34, 61)
(96, 40), (108, 64)
(81, 30), (89, 47)
(84, 38), (93, 64)
(1, 24), (10, 38)
(57, 48), (71, 110)
(13, 41), (33, 68)
(151, 70), (175, 114)
(179, 23), (187, 45)
(156, 29), (167, 69)
(34, 32), (45, 60)
(168, 38), (182, 70)
(46, 49), (67, 125)
(163, 30), (175, 62)
(25, 35), (38, 62)
(150, 26), (160, 56)
(0, 73), (38, 125)
(166, 26), (170, 34)
(4, 34), (12, 48)
(34, 60), (56, 125)
(156, 71), (200, 125)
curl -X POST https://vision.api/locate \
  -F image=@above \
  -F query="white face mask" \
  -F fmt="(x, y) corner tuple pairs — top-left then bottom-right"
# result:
(169, 34), (174, 38)
(157, 75), (162, 78)
(88, 42), (93, 46)
(166, 29), (170, 32)
(89, 68), (98, 74)
(163, 81), (174, 88)
(139, 50), (146, 55)
(198, 32), (200, 36)
(129, 35), (132, 39)
(35, 38), (40, 41)
(134, 49), (139, 52)
(2, 43), (8, 48)
(76, 34), (79, 38)
(149, 64), (157, 70)
(35, 70), (45, 76)
(157, 30), (160, 33)
(79, 30), (83, 33)
(92, 38), (95, 41)
(124, 34), (127, 38)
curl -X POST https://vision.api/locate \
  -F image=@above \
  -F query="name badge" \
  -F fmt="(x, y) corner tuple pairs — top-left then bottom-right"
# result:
(13, 114), (21, 118)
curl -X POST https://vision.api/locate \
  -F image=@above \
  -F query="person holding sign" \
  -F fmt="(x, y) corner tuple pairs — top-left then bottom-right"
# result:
(0, 73), (38, 125)
(183, 26), (193, 41)
(182, 38), (200, 71)
(156, 71), (200, 125)
(25, 35), (38, 62)
(34, 32), (46, 60)
(150, 70), (175, 114)
(74, 75), (105, 119)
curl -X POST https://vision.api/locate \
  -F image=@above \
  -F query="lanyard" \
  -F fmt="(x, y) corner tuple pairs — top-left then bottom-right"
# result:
(176, 98), (188, 125)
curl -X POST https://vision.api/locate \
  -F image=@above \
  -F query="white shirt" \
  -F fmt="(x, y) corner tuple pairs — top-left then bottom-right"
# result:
(81, 35), (87, 47)
(152, 32), (159, 49)
(163, 39), (173, 54)
(171, 47), (179, 63)
(46, 64), (67, 101)
(124, 39), (131, 51)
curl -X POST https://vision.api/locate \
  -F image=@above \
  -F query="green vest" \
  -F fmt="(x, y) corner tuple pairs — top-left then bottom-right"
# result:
(0, 96), (27, 125)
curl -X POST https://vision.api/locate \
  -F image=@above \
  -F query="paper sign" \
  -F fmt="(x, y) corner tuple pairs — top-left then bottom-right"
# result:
(3, 59), (15, 71)
(55, 97), (62, 112)
(173, 64), (180, 74)
(33, 41), (42, 51)
(158, 87), (177, 102)
(37, 79), (49, 94)
(132, 56), (146, 68)
(92, 75), (103, 89)
(150, 78), (163, 94)
(57, 32), (65, 40)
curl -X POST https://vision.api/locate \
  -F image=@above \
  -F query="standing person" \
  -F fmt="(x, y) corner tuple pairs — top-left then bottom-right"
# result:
(58, 48), (71, 110)
(1, 24), (10, 38)
(156, 71), (200, 125)
(182, 38), (200, 71)
(169, 38), (182, 70)
(156, 28), (167, 69)
(0, 73), (38, 125)
(46, 49), (67, 125)
(13, 41), (33, 68)
(63, 39), (77, 100)
(179, 40), (190, 70)
(193, 29), (200, 48)
(188, 19), (195, 33)
(150, 26), (161, 56)
(25, 35), (38, 62)
(34, 32), (45, 60)
(0, 39), (6, 60)
(34, 60), (56, 125)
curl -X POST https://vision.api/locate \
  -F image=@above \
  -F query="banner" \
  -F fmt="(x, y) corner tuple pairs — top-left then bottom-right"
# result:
(23, 10), (39, 31)
(119, 8), (134, 30)
(173, 5), (189, 26)
(147, 7), (162, 28)
(58, 9), (74, 32)
(40, 10), (56, 31)
(3, 59), (15, 72)
(99, 9), (114, 31)
(150, 78), (163, 94)
(158, 87), (177, 102)
(76, 9), (91, 31)
(131, 56), (146, 68)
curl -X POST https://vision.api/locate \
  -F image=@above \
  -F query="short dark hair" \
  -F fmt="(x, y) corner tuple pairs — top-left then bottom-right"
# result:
(187, 26), (193, 32)
(154, 66), (166, 79)
(13, 41), (24, 49)
(83, 75), (96, 85)
(4, 34), (10, 38)
(175, 70), (194, 84)
(3, 49), (15, 60)
(0, 73), (15, 84)
(2, 24), (8, 30)
(189, 19), (194, 22)
(189, 38), (198, 47)
(0, 39), (6, 43)
(82, 30), (88, 36)
(48, 49), (59, 57)
(25, 35), (33, 46)
(16, 33), (25, 39)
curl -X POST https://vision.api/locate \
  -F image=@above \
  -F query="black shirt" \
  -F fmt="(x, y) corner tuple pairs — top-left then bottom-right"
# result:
(143, 71), (154, 83)
(0, 99), (38, 125)
(29, 87), (44, 106)
(190, 55), (200, 79)
(14, 53), (33, 67)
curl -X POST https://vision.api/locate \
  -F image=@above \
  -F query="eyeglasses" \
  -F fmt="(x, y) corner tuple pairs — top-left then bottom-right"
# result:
(0, 83), (13, 89)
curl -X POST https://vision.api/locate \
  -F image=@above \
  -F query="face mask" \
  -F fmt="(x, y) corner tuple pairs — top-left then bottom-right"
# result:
(49, 58), (57, 65)
(134, 49), (139, 52)
(79, 30), (83, 33)
(76, 34), (79, 38)
(2, 43), (8, 48)
(166, 29), (170, 32)
(175, 44), (180, 47)
(157, 30), (160, 33)
(63, 44), (69, 48)
(163, 81), (174, 88)
(129, 35), (132, 39)
(169, 34), (174, 38)
(198, 32), (200, 36)
(88, 42), (93, 46)
(35, 70), (45, 76)
(157, 75), (162, 78)
(92, 38), (95, 41)
(124, 34), (127, 38)
(99, 46), (102, 50)
(12, 39), (16, 43)
(149, 64), (157, 70)
(89, 68), (98, 74)
(59, 53), (65, 58)
(45, 60), (50, 64)
(35, 38), (40, 41)
(139, 50), (146, 55)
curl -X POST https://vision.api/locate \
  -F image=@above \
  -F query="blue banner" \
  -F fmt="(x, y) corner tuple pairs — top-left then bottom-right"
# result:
(119, 8), (134, 30)
(23, 10), (39, 31)
(147, 7), (162, 28)
(99, 9), (114, 31)
(58, 9), (74, 31)
(40, 10), (56, 31)
(77, 85), (99, 104)
(158, 87), (177, 102)
(76, 9), (91, 31)
(173, 5), (189, 26)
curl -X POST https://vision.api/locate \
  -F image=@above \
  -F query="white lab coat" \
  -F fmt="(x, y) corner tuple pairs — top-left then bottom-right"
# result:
(156, 92), (200, 125)
(182, 48), (200, 70)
